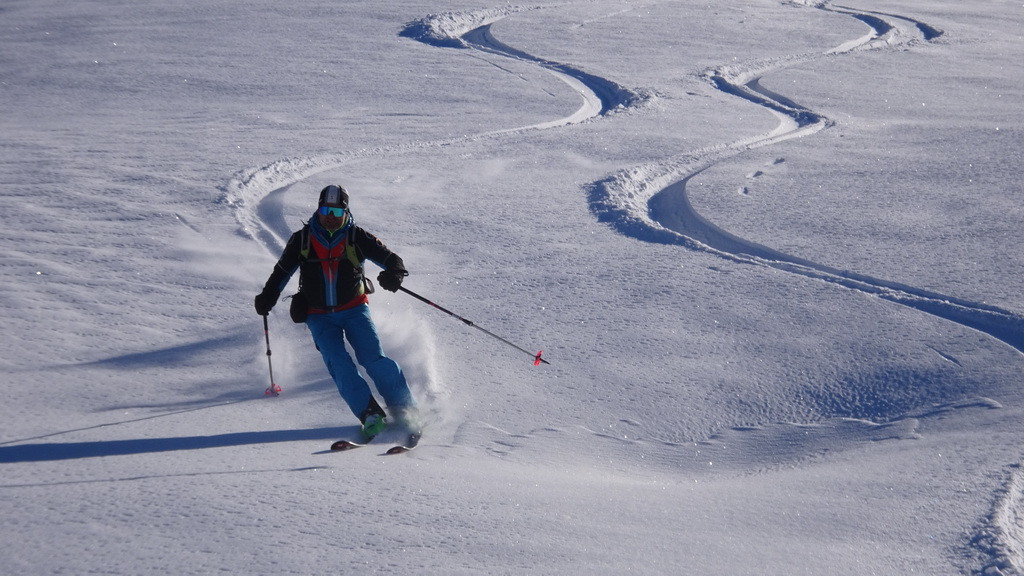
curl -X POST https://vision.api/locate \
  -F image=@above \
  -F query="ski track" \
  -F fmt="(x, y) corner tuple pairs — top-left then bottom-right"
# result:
(222, 7), (649, 256)
(979, 463), (1024, 576)
(221, 4), (1022, 571)
(461, 22), (645, 119)
(587, 1), (1024, 357)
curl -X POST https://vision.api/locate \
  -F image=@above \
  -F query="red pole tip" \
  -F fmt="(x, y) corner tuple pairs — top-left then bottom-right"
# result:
(534, 351), (543, 366)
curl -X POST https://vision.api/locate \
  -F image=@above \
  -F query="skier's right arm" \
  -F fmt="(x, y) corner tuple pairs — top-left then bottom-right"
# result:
(254, 232), (303, 316)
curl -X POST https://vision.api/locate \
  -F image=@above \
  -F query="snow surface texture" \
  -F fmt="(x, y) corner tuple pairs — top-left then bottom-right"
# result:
(2, 1), (1023, 574)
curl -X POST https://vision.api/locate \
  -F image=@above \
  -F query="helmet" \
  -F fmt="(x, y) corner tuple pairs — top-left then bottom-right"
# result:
(318, 185), (349, 207)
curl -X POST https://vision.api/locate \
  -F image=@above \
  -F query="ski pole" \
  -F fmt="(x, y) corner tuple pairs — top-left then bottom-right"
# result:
(262, 315), (282, 396)
(398, 286), (550, 366)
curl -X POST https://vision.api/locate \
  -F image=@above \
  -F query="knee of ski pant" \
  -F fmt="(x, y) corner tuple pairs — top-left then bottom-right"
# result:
(362, 353), (402, 378)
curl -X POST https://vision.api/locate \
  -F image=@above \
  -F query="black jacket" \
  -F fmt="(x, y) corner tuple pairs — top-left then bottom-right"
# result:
(261, 214), (405, 311)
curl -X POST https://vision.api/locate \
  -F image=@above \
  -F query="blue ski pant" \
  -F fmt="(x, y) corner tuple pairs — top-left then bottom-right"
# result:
(305, 304), (414, 420)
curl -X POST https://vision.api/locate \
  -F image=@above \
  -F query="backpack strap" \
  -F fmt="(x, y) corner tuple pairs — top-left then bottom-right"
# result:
(344, 226), (363, 271)
(346, 227), (375, 294)
(299, 225), (312, 261)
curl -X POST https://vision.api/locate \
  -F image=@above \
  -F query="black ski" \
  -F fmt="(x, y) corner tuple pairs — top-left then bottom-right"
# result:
(330, 431), (421, 454)
(385, 432), (421, 455)
(330, 439), (367, 451)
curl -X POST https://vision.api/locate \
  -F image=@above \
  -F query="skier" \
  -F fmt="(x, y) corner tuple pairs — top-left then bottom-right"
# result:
(254, 184), (416, 440)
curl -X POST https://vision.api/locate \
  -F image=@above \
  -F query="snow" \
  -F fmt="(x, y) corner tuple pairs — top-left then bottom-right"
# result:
(1, 0), (1022, 574)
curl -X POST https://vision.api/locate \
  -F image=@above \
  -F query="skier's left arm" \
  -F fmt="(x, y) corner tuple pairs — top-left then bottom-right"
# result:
(354, 227), (407, 292)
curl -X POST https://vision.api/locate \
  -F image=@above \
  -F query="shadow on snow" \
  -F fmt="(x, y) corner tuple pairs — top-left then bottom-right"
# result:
(0, 426), (357, 463)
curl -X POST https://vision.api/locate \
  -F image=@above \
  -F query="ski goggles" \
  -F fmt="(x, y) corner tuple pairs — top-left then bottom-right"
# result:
(319, 206), (347, 217)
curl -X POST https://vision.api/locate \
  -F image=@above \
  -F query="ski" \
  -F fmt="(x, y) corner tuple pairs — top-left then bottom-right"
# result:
(330, 439), (369, 451)
(385, 432), (421, 455)
(329, 431), (421, 454)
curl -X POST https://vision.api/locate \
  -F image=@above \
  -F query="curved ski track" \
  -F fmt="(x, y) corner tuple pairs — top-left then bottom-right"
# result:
(586, 2), (1024, 356)
(222, 7), (646, 257)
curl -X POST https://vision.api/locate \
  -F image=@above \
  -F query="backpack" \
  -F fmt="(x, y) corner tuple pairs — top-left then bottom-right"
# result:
(288, 225), (374, 323)
(299, 224), (364, 273)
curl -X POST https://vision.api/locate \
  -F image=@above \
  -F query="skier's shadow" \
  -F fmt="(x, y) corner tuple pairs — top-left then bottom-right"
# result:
(0, 426), (357, 463)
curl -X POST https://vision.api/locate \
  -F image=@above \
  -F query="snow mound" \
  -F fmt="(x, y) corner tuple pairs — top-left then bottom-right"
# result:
(400, 7), (534, 48)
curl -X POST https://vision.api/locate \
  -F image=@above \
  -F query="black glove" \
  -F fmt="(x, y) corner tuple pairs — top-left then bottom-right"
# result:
(377, 268), (408, 292)
(254, 289), (279, 316)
